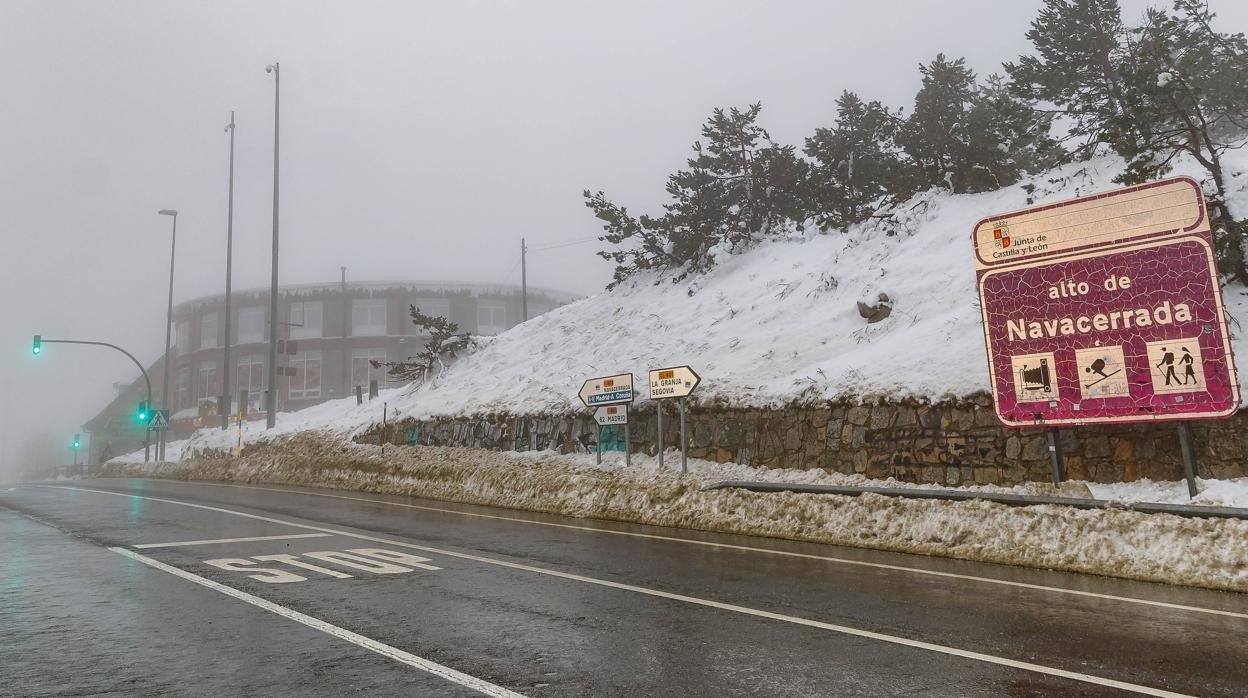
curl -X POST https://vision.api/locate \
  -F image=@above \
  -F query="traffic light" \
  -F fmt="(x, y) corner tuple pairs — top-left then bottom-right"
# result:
(136, 400), (149, 423)
(72, 434), (81, 450)
(32, 335), (41, 355)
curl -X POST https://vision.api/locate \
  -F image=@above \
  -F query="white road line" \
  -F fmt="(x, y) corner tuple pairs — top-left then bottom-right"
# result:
(52, 485), (1194, 697)
(173, 480), (1248, 622)
(134, 532), (332, 549)
(111, 547), (524, 698)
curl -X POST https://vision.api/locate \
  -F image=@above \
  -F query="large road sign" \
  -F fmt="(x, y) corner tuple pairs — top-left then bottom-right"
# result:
(648, 366), (701, 400)
(973, 176), (1239, 426)
(578, 373), (634, 407)
(594, 404), (629, 426)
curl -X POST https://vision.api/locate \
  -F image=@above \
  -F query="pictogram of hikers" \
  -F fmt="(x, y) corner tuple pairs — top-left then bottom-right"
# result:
(1156, 346), (1198, 387)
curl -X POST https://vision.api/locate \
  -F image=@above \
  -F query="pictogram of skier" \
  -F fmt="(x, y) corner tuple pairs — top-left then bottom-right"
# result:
(1156, 347), (1179, 386)
(1083, 357), (1122, 388)
(1180, 347), (1197, 385)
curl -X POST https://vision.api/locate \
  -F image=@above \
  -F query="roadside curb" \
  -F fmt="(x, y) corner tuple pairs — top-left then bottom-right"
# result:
(700, 480), (1248, 520)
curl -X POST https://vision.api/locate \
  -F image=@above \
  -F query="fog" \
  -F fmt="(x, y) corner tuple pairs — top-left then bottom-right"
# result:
(2, 0), (1243, 479)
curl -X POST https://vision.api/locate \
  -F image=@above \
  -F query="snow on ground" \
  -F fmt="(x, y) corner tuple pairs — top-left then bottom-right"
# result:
(117, 436), (1248, 509)
(104, 439), (1248, 592)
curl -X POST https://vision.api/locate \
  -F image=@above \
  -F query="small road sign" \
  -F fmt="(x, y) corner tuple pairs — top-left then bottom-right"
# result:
(973, 176), (1239, 426)
(148, 409), (171, 431)
(648, 366), (700, 400)
(594, 405), (629, 426)
(579, 373), (634, 407)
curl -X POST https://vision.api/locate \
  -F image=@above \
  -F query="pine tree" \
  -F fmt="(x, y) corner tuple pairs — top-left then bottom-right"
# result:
(804, 91), (913, 231)
(899, 54), (977, 191)
(588, 103), (809, 286)
(1005, 0), (1137, 155)
(1112, 0), (1248, 280)
(963, 74), (1061, 192)
(373, 306), (474, 384)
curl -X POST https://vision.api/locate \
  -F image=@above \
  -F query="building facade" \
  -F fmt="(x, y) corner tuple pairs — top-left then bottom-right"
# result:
(83, 280), (576, 464)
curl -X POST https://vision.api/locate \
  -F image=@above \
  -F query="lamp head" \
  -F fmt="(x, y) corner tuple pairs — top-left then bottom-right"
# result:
(158, 209), (177, 217)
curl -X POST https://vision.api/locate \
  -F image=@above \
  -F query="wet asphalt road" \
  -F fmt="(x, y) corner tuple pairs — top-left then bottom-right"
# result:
(3, 479), (1248, 697)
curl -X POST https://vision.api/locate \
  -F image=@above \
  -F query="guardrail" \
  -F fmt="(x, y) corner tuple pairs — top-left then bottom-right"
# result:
(699, 480), (1248, 521)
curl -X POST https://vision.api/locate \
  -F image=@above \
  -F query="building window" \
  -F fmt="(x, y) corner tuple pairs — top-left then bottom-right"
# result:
(351, 348), (389, 389)
(477, 301), (507, 335)
(197, 360), (219, 403)
(176, 321), (190, 355)
(288, 350), (322, 400)
(200, 312), (219, 349)
(352, 298), (387, 336)
(174, 366), (192, 409)
(238, 355), (264, 408)
(238, 306), (265, 344)
(288, 301), (323, 339)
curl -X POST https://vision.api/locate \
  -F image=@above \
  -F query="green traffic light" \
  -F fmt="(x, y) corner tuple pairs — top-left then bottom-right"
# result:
(32, 334), (42, 355)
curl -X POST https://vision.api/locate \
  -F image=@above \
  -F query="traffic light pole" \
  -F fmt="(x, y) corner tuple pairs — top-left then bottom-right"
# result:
(39, 339), (153, 463)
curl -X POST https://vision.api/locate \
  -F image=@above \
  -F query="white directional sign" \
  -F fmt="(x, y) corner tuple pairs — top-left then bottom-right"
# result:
(594, 404), (629, 426)
(648, 366), (701, 400)
(578, 373), (635, 407)
(148, 409), (171, 431)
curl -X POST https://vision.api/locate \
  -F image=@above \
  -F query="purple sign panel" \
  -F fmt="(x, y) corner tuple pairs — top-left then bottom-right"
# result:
(973, 178), (1239, 427)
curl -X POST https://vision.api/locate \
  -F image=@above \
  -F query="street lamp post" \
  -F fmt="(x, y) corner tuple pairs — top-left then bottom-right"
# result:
(265, 62), (280, 429)
(157, 208), (178, 459)
(221, 112), (236, 430)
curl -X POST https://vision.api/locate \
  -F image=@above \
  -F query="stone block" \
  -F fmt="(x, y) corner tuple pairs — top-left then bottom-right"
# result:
(1083, 435), (1110, 459)
(1004, 435), (1021, 460)
(868, 407), (893, 430)
(1021, 436), (1049, 461)
(894, 407), (918, 427)
(846, 406), (870, 426)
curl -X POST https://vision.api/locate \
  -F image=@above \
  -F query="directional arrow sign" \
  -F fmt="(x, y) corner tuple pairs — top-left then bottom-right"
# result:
(648, 365), (700, 400)
(594, 404), (629, 426)
(578, 373), (634, 407)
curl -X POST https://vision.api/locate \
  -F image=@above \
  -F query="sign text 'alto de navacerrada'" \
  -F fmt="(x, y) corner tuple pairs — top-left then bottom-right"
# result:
(973, 176), (1239, 427)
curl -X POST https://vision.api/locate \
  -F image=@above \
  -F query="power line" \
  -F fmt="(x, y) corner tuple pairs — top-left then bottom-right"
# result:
(528, 237), (600, 253)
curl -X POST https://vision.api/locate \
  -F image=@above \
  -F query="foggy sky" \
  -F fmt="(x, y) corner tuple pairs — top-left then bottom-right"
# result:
(2, 0), (1244, 477)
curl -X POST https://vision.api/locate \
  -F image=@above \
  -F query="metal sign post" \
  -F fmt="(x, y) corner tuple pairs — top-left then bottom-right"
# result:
(381, 402), (388, 456)
(1046, 428), (1065, 485)
(648, 366), (701, 474)
(596, 425), (602, 465)
(1177, 422), (1199, 497)
(679, 398), (688, 473)
(656, 405), (664, 469)
(624, 421), (631, 467)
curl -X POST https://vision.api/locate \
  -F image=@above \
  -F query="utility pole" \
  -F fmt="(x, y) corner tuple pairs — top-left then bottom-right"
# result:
(341, 265), (349, 397)
(521, 237), (528, 322)
(157, 209), (178, 459)
(265, 62), (280, 429)
(221, 111), (236, 430)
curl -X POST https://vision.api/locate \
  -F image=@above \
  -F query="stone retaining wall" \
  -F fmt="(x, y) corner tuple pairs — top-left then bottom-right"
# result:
(368, 395), (1248, 485)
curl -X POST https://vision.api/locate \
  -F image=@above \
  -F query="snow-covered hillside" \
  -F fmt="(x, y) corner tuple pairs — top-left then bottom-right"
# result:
(370, 150), (1248, 415)
(179, 149), (1248, 453)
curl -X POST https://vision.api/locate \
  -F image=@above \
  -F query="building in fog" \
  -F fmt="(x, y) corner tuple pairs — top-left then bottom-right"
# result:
(82, 280), (577, 464)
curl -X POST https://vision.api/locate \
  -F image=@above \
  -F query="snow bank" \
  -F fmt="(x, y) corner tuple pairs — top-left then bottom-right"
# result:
(104, 440), (1248, 592)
